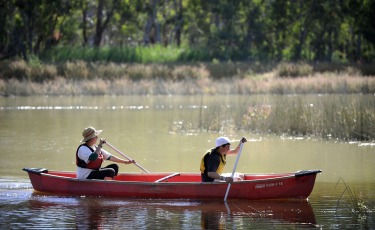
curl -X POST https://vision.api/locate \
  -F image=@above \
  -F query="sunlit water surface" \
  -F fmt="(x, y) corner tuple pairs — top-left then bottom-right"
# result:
(0, 95), (374, 229)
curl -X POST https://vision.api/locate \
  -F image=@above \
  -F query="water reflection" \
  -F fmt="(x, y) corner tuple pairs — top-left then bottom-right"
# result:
(24, 192), (317, 229)
(2, 179), (374, 229)
(197, 200), (318, 229)
(75, 199), (106, 229)
(201, 210), (225, 229)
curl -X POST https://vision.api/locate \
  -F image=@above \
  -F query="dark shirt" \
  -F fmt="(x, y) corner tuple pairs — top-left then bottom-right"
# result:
(201, 149), (223, 182)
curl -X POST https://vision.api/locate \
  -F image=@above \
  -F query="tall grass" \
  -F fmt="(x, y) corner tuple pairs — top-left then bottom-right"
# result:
(170, 95), (375, 141)
(260, 96), (375, 141)
(1, 59), (375, 88)
(266, 96), (374, 141)
(1, 60), (375, 96)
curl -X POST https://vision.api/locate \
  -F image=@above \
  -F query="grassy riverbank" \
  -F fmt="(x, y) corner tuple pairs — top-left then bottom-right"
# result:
(1, 60), (375, 96)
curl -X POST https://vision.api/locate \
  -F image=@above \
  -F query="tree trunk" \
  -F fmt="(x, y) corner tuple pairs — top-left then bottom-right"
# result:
(93, 0), (118, 47)
(143, 0), (159, 45)
(93, 0), (104, 47)
(175, 0), (182, 47)
(82, 4), (88, 46)
(356, 34), (361, 62)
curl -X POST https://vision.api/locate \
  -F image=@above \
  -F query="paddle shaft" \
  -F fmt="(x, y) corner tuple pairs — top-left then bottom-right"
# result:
(224, 142), (244, 202)
(105, 141), (150, 173)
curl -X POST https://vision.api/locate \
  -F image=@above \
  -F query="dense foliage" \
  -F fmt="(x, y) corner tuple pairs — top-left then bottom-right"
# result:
(0, 0), (374, 63)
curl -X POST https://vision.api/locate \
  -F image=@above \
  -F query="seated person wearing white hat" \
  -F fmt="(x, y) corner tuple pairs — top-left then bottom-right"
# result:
(200, 136), (247, 183)
(76, 126), (135, 180)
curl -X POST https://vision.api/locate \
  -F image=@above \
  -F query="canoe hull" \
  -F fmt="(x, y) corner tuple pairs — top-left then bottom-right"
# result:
(24, 168), (321, 200)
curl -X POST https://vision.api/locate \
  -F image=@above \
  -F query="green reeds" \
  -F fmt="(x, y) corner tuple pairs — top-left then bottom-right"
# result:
(172, 95), (375, 141)
(261, 96), (375, 141)
(334, 178), (368, 221)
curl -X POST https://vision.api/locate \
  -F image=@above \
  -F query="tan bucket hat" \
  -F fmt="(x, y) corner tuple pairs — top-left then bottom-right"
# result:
(81, 126), (102, 142)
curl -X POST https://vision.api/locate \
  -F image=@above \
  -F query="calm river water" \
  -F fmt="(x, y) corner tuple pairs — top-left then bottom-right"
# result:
(0, 95), (374, 229)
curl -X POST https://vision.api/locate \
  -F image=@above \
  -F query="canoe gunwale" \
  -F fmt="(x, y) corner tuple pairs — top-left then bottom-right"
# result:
(24, 168), (322, 186)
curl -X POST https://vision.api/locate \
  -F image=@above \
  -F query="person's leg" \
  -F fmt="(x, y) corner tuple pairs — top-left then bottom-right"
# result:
(86, 168), (116, 180)
(103, 164), (119, 176)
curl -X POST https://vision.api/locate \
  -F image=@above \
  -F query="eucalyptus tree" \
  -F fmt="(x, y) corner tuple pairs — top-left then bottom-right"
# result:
(341, 0), (375, 62)
(0, 0), (374, 63)
(0, 0), (17, 59)
(0, 0), (74, 59)
(78, 0), (121, 47)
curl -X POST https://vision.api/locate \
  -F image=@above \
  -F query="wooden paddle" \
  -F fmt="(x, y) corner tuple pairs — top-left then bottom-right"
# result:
(105, 141), (150, 173)
(224, 141), (244, 202)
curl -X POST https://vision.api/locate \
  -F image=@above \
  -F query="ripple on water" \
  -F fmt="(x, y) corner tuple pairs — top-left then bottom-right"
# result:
(1, 179), (375, 229)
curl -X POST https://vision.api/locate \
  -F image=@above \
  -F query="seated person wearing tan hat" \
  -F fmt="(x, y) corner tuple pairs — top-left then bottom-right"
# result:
(200, 136), (247, 183)
(76, 126), (135, 180)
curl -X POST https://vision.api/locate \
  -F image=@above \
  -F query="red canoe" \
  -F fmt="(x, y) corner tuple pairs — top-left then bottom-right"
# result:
(23, 168), (321, 200)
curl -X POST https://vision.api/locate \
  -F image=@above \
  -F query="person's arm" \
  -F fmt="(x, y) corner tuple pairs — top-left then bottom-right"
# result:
(98, 138), (135, 165)
(207, 171), (233, 183)
(89, 143), (103, 161)
(91, 139), (106, 160)
(227, 137), (247, 155)
(109, 155), (135, 165)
